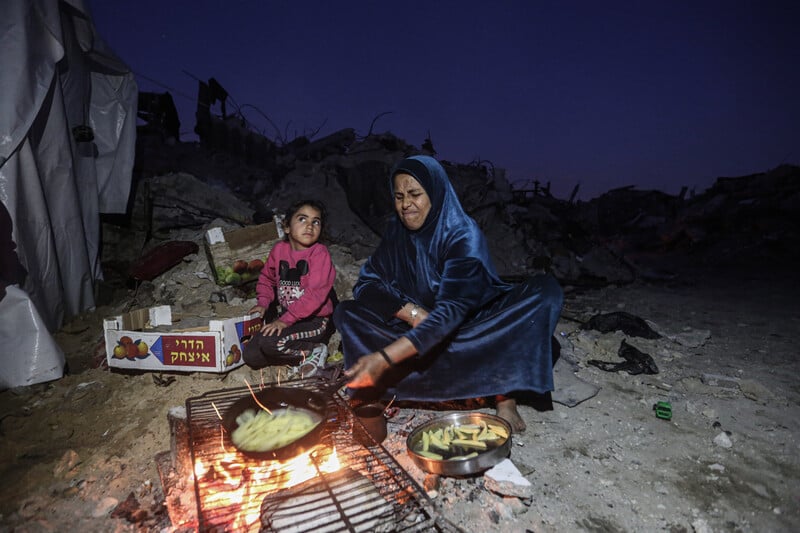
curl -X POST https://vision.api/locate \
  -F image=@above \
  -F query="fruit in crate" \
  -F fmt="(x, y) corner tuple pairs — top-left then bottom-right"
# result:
(248, 258), (265, 273)
(216, 266), (231, 280)
(233, 259), (248, 274)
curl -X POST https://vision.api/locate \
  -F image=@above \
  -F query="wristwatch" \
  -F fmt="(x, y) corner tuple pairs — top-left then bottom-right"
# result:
(410, 305), (419, 320)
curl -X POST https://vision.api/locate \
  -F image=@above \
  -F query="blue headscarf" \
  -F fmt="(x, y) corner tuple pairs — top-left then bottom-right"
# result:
(354, 155), (509, 355)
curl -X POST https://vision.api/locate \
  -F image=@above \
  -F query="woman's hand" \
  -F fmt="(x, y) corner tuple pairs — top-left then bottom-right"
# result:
(345, 338), (416, 388)
(344, 352), (390, 388)
(261, 319), (288, 336)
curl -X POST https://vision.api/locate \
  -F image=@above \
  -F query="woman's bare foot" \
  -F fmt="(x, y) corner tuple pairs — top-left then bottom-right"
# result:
(495, 395), (526, 433)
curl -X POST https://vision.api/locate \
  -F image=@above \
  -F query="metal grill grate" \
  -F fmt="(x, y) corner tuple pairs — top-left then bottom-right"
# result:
(186, 378), (460, 532)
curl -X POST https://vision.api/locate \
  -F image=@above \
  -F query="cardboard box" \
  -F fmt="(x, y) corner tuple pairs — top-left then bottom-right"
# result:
(104, 305), (263, 373)
(204, 219), (283, 286)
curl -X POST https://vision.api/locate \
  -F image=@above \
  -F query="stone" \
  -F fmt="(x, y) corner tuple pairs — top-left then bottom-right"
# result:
(738, 379), (774, 403)
(484, 459), (533, 498)
(92, 497), (119, 518)
(713, 432), (733, 448)
(701, 373), (740, 390)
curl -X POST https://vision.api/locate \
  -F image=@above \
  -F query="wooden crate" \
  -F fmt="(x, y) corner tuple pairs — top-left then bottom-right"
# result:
(204, 220), (282, 286)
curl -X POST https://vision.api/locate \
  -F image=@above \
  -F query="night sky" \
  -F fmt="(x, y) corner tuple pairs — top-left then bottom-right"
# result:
(87, 1), (799, 200)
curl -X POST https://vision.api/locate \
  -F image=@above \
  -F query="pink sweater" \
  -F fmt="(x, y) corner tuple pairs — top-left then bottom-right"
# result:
(255, 240), (336, 326)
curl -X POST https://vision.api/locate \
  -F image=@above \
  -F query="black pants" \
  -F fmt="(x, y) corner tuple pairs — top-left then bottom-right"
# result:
(242, 306), (334, 369)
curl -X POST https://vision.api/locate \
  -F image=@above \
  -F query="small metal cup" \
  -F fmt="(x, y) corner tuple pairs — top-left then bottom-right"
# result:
(353, 403), (388, 445)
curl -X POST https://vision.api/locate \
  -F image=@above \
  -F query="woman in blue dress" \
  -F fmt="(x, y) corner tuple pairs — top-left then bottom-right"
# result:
(335, 155), (563, 431)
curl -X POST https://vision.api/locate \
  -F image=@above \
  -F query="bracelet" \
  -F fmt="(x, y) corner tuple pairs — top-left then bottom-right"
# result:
(378, 348), (395, 367)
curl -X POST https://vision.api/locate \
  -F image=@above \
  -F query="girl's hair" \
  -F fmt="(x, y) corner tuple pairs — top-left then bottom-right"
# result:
(283, 199), (327, 239)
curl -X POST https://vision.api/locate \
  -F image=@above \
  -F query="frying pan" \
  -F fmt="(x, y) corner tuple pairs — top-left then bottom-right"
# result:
(221, 375), (349, 461)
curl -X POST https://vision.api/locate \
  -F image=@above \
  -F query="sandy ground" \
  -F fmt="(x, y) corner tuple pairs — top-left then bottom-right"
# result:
(1, 262), (798, 532)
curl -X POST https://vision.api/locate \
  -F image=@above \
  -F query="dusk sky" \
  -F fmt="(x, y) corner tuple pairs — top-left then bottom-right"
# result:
(87, 1), (799, 200)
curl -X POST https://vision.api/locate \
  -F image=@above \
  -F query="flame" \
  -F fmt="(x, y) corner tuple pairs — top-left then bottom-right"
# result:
(243, 379), (272, 414)
(193, 446), (341, 530)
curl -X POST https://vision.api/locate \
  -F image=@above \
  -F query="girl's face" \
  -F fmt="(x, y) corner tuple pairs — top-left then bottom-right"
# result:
(393, 173), (431, 231)
(285, 204), (322, 250)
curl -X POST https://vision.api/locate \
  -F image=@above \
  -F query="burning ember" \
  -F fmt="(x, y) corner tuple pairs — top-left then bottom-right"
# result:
(180, 379), (461, 532)
(194, 444), (341, 530)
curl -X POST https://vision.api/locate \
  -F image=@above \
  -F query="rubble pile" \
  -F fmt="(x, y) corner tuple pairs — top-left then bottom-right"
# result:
(119, 126), (800, 297)
(89, 128), (800, 380)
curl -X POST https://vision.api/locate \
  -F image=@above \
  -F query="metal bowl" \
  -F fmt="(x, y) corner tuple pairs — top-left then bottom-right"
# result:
(406, 412), (512, 476)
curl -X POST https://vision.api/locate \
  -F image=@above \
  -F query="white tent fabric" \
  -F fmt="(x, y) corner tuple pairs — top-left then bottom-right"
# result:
(0, 286), (65, 389)
(0, 0), (137, 387)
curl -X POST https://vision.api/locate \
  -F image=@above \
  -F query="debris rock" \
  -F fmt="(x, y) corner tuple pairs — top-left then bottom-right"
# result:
(92, 496), (119, 518)
(484, 459), (533, 498)
(701, 373), (740, 390)
(692, 517), (713, 533)
(713, 432), (733, 448)
(53, 449), (81, 478)
(738, 379), (775, 402)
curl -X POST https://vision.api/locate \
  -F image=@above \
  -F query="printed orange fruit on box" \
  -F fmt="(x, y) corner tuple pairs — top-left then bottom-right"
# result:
(230, 344), (242, 363)
(116, 335), (140, 358)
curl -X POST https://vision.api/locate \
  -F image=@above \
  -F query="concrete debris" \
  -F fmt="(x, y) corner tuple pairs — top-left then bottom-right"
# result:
(692, 517), (713, 533)
(738, 379), (776, 403)
(130, 114), (800, 287)
(701, 373), (740, 390)
(484, 459), (533, 499)
(713, 432), (733, 448)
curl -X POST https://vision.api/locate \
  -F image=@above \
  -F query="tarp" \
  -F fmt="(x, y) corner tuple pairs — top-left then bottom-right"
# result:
(0, 0), (137, 388)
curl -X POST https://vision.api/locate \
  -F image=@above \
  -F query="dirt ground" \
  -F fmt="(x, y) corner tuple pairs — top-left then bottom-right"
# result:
(1, 260), (798, 532)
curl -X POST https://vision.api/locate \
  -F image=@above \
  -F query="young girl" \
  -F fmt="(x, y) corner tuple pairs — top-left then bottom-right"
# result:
(243, 199), (336, 376)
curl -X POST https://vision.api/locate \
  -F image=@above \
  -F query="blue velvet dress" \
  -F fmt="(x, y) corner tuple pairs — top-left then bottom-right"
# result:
(334, 156), (563, 401)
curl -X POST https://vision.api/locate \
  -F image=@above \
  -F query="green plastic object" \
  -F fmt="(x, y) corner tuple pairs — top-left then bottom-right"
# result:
(653, 401), (672, 420)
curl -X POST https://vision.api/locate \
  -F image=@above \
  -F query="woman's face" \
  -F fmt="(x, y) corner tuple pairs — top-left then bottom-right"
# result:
(393, 173), (431, 231)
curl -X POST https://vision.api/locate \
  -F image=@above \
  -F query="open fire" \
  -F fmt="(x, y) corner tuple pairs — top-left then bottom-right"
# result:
(180, 378), (460, 532)
(194, 443), (342, 530)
